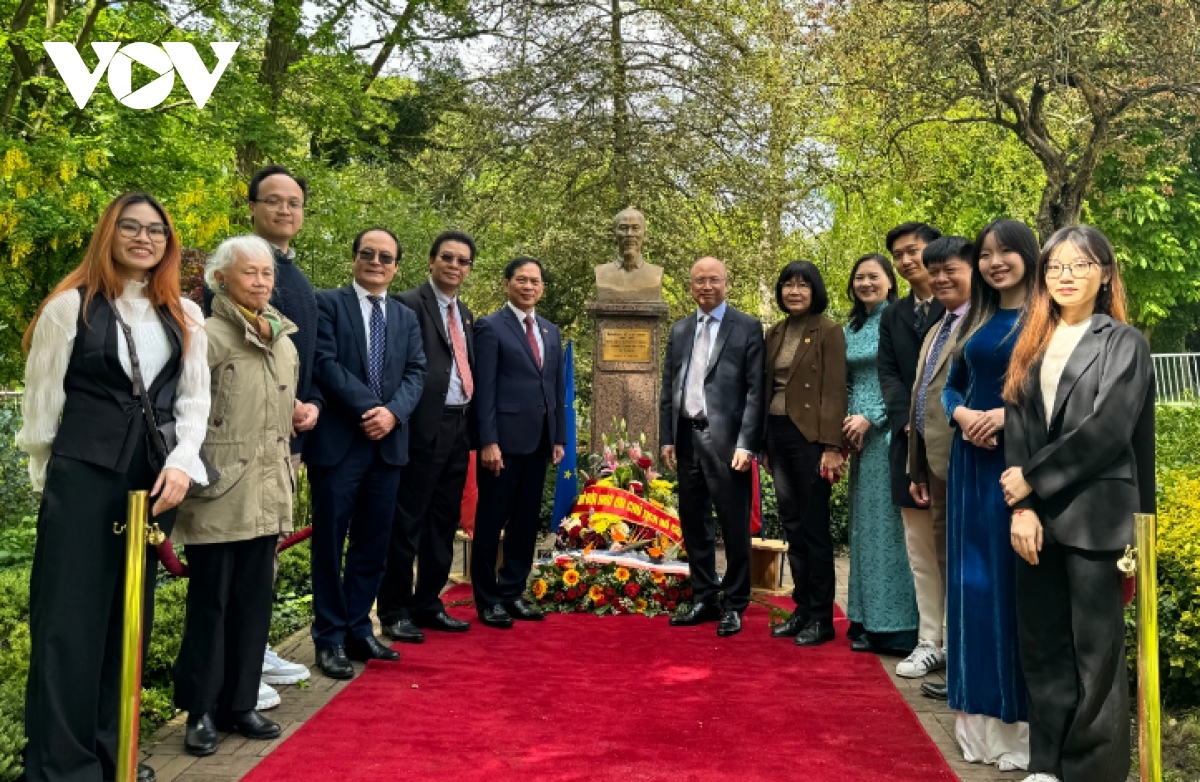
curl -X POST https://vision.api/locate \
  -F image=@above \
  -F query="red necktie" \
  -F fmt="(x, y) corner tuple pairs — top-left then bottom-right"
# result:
(447, 302), (473, 399)
(524, 314), (543, 370)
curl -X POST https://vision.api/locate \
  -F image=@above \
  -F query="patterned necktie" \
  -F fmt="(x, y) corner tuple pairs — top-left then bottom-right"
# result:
(447, 302), (473, 399)
(914, 313), (958, 435)
(914, 299), (929, 332)
(524, 314), (542, 370)
(684, 314), (712, 418)
(367, 295), (385, 397)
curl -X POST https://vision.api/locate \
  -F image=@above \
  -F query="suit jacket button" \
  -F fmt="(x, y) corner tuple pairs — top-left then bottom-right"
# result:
(804, 403), (811, 409)
(811, 365), (817, 370)
(804, 383), (811, 389)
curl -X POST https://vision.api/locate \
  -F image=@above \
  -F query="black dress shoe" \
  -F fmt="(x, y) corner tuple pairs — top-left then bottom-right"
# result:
(381, 618), (425, 644)
(850, 637), (874, 653)
(346, 634), (401, 662)
(770, 612), (808, 638)
(921, 682), (948, 701)
(505, 598), (544, 621)
(316, 646), (355, 679)
(668, 600), (722, 626)
(414, 610), (471, 632)
(794, 622), (835, 647)
(478, 604), (514, 629)
(716, 609), (742, 637)
(214, 709), (282, 740)
(184, 712), (218, 757)
(138, 763), (156, 781)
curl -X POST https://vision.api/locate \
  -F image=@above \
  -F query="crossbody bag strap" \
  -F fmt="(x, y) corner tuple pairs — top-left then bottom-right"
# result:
(110, 301), (168, 458)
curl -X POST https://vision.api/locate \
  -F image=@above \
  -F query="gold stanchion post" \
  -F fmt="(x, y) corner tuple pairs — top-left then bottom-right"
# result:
(114, 490), (150, 782)
(1134, 512), (1162, 782)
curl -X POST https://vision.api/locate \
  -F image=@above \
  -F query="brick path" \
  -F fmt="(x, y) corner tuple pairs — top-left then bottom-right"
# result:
(142, 548), (1034, 781)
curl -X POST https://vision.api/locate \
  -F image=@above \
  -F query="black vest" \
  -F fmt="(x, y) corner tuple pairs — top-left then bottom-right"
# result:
(52, 292), (184, 473)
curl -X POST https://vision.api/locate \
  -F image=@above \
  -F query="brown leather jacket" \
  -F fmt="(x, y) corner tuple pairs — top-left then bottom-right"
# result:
(762, 314), (848, 448)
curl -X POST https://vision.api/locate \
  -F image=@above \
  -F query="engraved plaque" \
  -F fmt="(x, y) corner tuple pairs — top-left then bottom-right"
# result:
(601, 328), (652, 362)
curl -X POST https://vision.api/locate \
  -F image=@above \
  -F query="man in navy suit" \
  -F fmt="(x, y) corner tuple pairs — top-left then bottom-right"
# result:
(472, 257), (566, 628)
(305, 228), (426, 678)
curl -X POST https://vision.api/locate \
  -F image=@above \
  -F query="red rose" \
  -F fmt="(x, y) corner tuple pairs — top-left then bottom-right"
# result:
(637, 457), (653, 469)
(595, 596), (608, 607)
(681, 587), (693, 599)
(605, 587), (616, 597)
(566, 588), (577, 599)
(627, 480), (644, 496)
(624, 583), (640, 598)
(666, 601), (677, 611)
(555, 592), (566, 601)
(587, 568), (598, 577)
(668, 588), (680, 600)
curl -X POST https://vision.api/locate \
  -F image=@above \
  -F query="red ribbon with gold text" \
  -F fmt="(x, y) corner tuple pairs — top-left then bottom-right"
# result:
(571, 485), (683, 542)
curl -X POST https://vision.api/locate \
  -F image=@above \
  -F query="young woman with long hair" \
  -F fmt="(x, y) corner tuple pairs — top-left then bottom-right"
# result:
(940, 219), (1037, 770)
(1000, 225), (1154, 782)
(842, 253), (920, 654)
(17, 192), (210, 782)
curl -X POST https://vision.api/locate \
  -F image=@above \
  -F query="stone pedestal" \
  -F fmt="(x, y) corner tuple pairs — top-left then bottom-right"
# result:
(586, 300), (670, 453)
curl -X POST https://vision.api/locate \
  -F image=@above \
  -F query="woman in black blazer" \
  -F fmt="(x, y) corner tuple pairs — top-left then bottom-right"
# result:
(999, 225), (1154, 782)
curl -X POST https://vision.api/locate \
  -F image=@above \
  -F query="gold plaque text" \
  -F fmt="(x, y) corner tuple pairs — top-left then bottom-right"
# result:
(601, 328), (652, 362)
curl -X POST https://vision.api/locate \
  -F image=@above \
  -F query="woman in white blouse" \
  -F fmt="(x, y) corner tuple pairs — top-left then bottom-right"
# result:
(999, 225), (1155, 782)
(17, 192), (209, 782)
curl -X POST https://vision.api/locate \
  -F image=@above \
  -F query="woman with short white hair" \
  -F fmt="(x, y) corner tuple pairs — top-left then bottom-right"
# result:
(173, 234), (299, 756)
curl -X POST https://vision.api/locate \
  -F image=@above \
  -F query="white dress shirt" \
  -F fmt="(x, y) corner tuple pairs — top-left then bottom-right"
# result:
(682, 300), (727, 416)
(353, 281), (387, 350)
(431, 279), (469, 405)
(1041, 316), (1093, 423)
(16, 280), (211, 490)
(507, 300), (544, 366)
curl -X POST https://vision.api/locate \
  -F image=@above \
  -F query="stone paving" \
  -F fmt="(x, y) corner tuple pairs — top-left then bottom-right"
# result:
(142, 546), (1033, 782)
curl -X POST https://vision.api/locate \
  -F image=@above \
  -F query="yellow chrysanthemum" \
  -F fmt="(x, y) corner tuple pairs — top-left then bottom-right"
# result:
(635, 598), (648, 613)
(649, 479), (673, 491)
(615, 567), (630, 582)
(532, 580), (548, 599)
(588, 585), (604, 601)
(563, 569), (580, 586)
(652, 572), (666, 585)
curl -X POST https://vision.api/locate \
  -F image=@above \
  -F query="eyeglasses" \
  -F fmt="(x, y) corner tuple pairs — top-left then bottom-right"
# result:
(357, 248), (397, 266)
(252, 196), (304, 211)
(782, 280), (811, 291)
(511, 275), (543, 286)
(1045, 260), (1098, 279)
(691, 276), (725, 287)
(116, 218), (170, 244)
(436, 252), (472, 267)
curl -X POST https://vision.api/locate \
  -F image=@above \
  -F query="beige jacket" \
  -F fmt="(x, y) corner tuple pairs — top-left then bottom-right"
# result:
(907, 313), (963, 484)
(173, 294), (299, 545)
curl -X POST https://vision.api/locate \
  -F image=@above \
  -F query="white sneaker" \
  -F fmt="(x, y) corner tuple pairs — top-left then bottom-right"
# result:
(262, 645), (310, 685)
(1022, 775), (1060, 782)
(895, 640), (946, 678)
(257, 680), (281, 711)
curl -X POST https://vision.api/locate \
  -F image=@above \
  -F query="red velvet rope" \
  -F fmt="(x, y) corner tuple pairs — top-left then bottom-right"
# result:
(154, 525), (313, 578)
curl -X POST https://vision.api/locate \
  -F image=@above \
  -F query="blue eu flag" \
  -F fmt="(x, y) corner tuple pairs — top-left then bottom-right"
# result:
(550, 340), (578, 531)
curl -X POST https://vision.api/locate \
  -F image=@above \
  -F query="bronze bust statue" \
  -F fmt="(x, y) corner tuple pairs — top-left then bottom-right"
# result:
(594, 208), (663, 302)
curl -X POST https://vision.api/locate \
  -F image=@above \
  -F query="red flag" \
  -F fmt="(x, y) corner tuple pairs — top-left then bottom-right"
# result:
(460, 451), (479, 538)
(750, 459), (763, 535)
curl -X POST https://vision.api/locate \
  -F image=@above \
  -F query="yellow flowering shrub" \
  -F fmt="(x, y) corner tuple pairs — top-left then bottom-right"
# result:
(1147, 468), (1200, 706)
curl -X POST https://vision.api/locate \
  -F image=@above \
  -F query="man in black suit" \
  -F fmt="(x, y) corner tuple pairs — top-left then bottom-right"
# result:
(305, 228), (426, 679)
(876, 222), (950, 686)
(377, 231), (478, 642)
(471, 258), (566, 628)
(659, 256), (765, 637)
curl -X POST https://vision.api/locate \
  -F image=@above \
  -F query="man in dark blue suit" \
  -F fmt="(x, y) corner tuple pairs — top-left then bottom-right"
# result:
(472, 257), (566, 628)
(305, 228), (426, 678)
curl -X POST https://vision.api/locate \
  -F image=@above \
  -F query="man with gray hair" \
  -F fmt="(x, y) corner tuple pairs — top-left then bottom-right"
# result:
(659, 257), (765, 637)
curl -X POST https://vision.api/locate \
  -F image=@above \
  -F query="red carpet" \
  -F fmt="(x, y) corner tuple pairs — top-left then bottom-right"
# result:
(245, 586), (956, 782)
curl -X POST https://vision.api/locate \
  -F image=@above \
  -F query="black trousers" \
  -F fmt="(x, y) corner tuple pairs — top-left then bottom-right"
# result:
(378, 407), (471, 623)
(472, 425), (550, 609)
(766, 416), (835, 628)
(675, 420), (753, 612)
(1016, 541), (1130, 782)
(173, 535), (276, 715)
(25, 442), (171, 782)
(308, 441), (402, 650)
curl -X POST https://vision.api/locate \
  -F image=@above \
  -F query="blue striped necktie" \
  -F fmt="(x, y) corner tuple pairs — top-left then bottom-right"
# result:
(914, 313), (958, 436)
(367, 295), (385, 397)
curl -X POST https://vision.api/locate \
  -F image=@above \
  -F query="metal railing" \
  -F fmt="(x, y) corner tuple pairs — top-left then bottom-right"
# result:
(1152, 353), (1200, 405)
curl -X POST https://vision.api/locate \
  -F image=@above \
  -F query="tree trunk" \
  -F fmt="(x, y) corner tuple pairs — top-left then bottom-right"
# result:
(1035, 169), (1087, 241)
(236, 0), (305, 175)
(609, 0), (631, 209)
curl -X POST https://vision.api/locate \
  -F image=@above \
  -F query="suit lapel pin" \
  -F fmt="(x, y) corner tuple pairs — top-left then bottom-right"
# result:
(542, 328), (548, 334)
